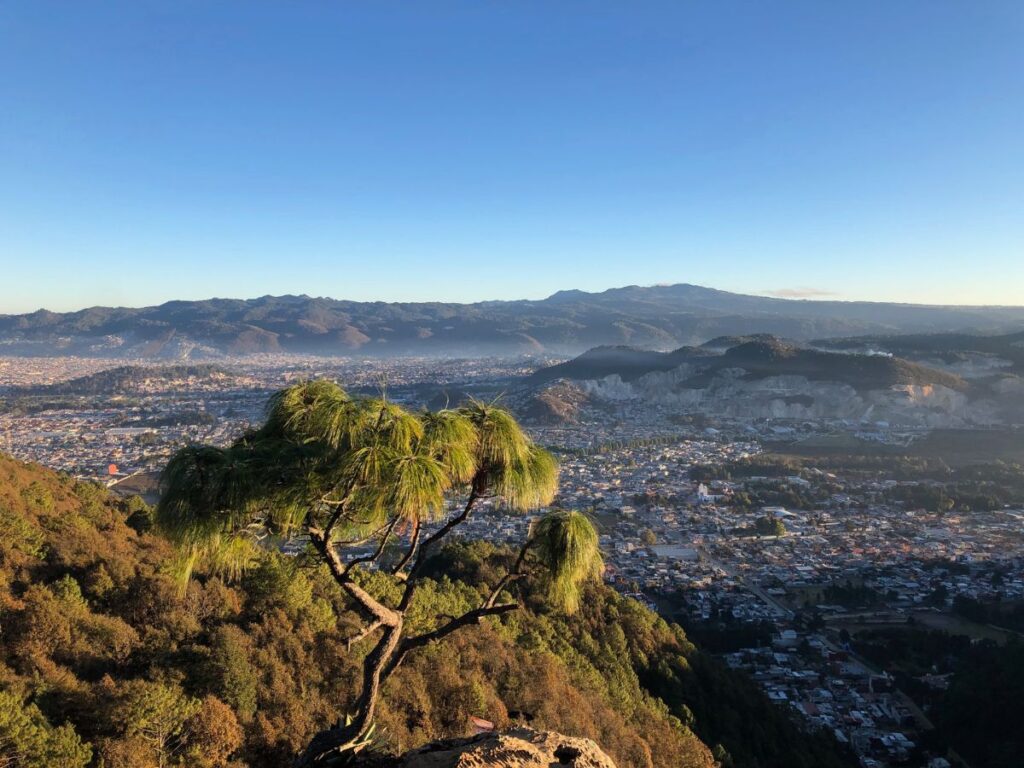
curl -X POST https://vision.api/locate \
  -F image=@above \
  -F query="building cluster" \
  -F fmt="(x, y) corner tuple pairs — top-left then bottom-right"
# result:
(462, 419), (1024, 768)
(0, 395), (263, 480)
(0, 354), (536, 481)
(726, 642), (921, 767)
(540, 433), (1023, 767)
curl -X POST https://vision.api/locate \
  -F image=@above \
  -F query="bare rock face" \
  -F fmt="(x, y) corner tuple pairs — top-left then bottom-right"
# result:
(583, 369), (987, 426)
(360, 729), (618, 768)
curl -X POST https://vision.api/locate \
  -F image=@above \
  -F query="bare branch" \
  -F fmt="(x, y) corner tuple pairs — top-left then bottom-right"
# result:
(345, 620), (383, 651)
(405, 603), (518, 649)
(407, 486), (480, 581)
(391, 519), (421, 576)
(386, 602), (518, 676)
(398, 487), (482, 613)
(321, 478), (359, 541)
(341, 516), (400, 573)
(388, 539), (531, 676)
(308, 527), (401, 627)
(330, 520), (393, 548)
(483, 537), (534, 609)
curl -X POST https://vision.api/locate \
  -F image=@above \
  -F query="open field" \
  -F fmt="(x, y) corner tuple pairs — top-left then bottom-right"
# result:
(773, 428), (1024, 468)
(833, 611), (1016, 645)
(911, 428), (1024, 466)
(910, 611), (1018, 643)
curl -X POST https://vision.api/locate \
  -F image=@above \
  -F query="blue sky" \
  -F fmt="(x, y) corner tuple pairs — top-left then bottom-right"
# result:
(1, 1), (1022, 313)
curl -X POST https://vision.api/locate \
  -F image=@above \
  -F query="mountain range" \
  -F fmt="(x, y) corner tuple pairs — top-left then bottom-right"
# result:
(3, 284), (1024, 358)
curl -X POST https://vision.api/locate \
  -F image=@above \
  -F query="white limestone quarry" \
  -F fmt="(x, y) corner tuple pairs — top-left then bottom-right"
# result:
(580, 367), (995, 427)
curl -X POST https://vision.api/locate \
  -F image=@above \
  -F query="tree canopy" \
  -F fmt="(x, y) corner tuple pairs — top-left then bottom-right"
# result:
(156, 381), (602, 764)
(0, 450), (854, 768)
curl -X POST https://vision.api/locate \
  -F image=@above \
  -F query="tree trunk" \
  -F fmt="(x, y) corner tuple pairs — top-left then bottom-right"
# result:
(294, 619), (403, 767)
(296, 484), (485, 766)
(350, 620), (403, 736)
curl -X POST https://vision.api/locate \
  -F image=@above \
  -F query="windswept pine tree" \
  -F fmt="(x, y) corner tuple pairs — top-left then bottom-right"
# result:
(156, 381), (603, 766)
(0, 450), (853, 768)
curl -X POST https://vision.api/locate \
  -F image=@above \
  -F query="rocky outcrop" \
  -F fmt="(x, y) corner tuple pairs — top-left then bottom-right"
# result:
(356, 729), (618, 768)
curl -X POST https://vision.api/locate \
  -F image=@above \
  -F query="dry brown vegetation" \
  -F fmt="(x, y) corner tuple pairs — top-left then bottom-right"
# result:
(0, 455), (717, 768)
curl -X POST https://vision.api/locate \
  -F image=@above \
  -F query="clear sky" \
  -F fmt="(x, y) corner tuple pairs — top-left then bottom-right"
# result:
(1, 1), (1022, 313)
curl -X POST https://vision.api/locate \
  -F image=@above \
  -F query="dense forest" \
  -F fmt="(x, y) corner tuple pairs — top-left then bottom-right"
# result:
(0, 454), (852, 768)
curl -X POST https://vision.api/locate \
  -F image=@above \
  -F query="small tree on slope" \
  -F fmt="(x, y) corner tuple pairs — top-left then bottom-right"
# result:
(156, 381), (603, 766)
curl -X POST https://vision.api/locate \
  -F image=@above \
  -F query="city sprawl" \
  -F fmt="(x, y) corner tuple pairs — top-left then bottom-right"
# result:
(3, 354), (1023, 768)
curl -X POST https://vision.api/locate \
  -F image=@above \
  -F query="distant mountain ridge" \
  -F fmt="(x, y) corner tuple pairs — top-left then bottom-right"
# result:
(3, 284), (1024, 358)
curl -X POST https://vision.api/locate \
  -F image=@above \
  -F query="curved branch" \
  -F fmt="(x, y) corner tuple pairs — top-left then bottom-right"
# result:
(342, 516), (400, 573)
(406, 485), (481, 582)
(386, 602), (518, 677)
(308, 526), (400, 627)
(391, 519), (421, 576)
(330, 520), (393, 548)
(484, 536), (534, 608)
(389, 537), (530, 676)
(399, 487), (481, 613)
(321, 487), (353, 542)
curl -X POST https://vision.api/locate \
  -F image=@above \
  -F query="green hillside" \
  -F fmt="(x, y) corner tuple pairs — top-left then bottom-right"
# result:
(0, 454), (850, 768)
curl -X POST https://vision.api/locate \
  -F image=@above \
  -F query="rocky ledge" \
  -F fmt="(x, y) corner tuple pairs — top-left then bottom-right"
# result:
(356, 728), (617, 768)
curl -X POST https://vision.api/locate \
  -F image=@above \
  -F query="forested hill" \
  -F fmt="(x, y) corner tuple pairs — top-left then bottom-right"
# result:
(0, 454), (851, 768)
(3, 284), (1024, 358)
